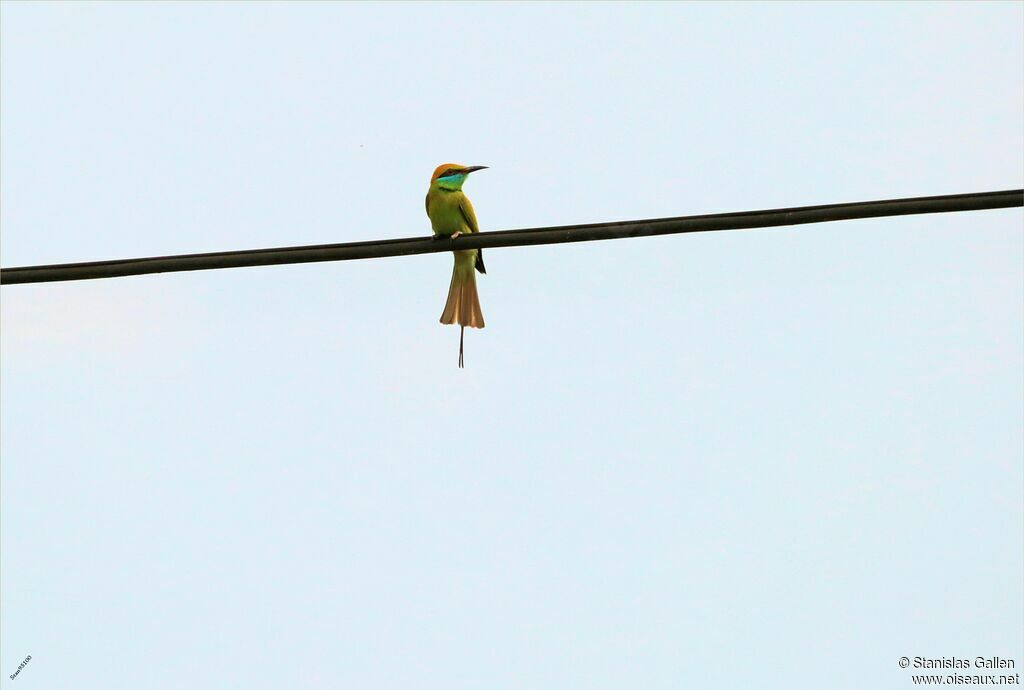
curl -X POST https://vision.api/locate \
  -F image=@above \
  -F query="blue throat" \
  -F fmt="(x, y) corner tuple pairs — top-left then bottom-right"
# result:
(437, 174), (467, 191)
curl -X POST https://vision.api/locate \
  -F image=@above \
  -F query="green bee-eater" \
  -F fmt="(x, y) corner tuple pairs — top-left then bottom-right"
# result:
(425, 163), (488, 368)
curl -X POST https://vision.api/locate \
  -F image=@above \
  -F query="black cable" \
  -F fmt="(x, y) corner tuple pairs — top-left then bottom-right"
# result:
(2, 189), (1020, 285)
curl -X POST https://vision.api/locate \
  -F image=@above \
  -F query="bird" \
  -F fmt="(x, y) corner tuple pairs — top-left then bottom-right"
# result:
(425, 163), (488, 368)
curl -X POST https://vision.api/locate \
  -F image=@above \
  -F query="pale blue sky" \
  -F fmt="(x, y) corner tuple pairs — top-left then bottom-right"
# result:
(2, 2), (1022, 689)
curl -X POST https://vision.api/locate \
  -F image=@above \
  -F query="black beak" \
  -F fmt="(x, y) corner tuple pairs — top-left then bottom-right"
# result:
(462, 165), (489, 174)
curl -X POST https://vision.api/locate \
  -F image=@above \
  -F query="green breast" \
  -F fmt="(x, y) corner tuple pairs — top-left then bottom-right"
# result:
(427, 190), (469, 236)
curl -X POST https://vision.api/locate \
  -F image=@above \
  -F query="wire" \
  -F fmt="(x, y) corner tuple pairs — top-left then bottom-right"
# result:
(1, 189), (1020, 285)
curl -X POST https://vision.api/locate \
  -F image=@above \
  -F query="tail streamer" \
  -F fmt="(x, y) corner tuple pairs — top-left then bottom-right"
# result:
(441, 249), (484, 369)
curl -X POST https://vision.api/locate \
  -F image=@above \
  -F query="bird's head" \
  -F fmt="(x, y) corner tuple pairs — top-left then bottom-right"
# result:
(430, 163), (488, 191)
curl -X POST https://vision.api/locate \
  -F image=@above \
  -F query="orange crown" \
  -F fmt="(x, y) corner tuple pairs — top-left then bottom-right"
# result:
(430, 163), (464, 183)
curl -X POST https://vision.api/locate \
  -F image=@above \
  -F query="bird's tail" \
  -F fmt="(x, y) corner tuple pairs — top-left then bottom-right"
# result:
(441, 250), (485, 368)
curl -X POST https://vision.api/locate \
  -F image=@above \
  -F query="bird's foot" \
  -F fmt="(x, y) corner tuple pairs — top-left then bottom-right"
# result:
(451, 231), (462, 240)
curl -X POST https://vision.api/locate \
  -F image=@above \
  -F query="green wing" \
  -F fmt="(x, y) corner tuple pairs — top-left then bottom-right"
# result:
(459, 195), (480, 234)
(459, 195), (486, 274)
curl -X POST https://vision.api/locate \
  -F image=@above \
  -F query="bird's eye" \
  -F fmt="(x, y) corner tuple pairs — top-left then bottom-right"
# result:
(442, 168), (461, 178)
